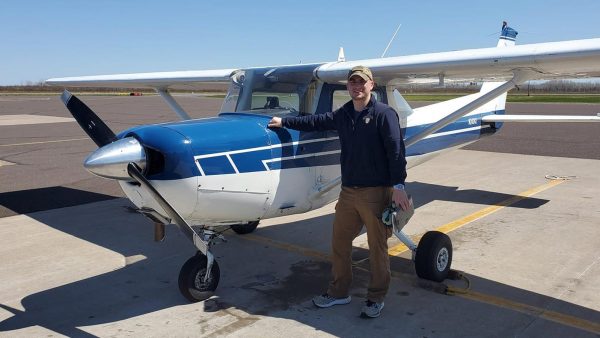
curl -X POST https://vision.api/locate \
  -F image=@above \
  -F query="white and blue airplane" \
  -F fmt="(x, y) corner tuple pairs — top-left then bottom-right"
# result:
(47, 23), (600, 302)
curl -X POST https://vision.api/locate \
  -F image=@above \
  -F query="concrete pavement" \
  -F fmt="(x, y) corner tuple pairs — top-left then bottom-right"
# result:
(0, 96), (599, 337)
(1, 150), (598, 337)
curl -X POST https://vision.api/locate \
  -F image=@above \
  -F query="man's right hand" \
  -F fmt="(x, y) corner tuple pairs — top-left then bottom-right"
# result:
(268, 117), (282, 128)
(392, 187), (410, 211)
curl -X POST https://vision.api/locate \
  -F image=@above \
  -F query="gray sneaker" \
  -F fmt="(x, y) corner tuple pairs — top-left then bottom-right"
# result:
(312, 293), (351, 308)
(360, 300), (384, 318)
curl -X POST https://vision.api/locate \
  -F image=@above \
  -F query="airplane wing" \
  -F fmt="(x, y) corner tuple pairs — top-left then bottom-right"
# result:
(45, 32), (600, 124)
(315, 38), (600, 85)
(45, 69), (238, 91)
(46, 68), (240, 119)
(46, 39), (600, 89)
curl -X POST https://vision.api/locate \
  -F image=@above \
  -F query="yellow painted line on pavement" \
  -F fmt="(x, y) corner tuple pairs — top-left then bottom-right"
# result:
(0, 138), (89, 147)
(387, 233), (422, 256)
(242, 179), (567, 261)
(0, 160), (16, 167)
(387, 179), (566, 256)
(239, 178), (598, 334)
(243, 229), (599, 334)
(454, 289), (600, 335)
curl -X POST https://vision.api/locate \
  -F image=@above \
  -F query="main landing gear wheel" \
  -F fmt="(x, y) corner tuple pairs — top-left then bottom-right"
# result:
(178, 252), (220, 302)
(230, 220), (259, 234)
(415, 231), (452, 282)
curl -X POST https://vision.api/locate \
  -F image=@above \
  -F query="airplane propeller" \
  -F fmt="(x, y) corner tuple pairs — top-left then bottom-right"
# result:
(61, 90), (146, 179)
(60, 92), (219, 301)
(61, 90), (117, 147)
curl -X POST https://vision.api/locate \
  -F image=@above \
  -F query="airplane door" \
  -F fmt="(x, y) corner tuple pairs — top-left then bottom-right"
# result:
(310, 86), (387, 207)
(315, 129), (342, 204)
(264, 127), (319, 217)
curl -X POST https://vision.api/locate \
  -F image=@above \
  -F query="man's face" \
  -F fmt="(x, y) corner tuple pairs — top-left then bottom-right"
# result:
(347, 75), (374, 100)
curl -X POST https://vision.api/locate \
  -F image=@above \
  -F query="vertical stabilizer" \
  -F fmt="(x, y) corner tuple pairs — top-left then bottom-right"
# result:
(488, 22), (516, 112)
(497, 21), (518, 47)
(480, 82), (507, 113)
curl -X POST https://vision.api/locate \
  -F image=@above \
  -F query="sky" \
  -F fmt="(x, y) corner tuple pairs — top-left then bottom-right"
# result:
(1, 0), (600, 85)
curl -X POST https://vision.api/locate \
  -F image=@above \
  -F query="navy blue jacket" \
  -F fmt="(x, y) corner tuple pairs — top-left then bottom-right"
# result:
(282, 96), (407, 187)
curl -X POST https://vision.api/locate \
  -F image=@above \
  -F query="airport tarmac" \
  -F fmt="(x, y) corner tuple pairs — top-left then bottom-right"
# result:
(0, 95), (599, 337)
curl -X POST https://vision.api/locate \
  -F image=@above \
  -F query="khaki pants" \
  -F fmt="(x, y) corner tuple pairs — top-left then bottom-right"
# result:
(327, 186), (392, 303)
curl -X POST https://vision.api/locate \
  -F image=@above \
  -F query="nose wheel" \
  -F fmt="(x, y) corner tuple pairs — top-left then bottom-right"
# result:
(178, 252), (220, 302)
(230, 220), (259, 234)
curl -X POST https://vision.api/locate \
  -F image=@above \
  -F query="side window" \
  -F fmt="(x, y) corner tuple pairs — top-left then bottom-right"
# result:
(332, 90), (351, 111)
(332, 89), (380, 111)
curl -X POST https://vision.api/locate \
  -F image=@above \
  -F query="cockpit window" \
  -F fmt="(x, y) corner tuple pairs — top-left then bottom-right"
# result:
(251, 92), (299, 111)
(219, 64), (322, 116)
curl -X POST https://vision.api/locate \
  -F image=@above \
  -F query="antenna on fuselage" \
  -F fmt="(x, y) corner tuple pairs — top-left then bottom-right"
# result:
(337, 47), (346, 62)
(381, 23), (402, 58)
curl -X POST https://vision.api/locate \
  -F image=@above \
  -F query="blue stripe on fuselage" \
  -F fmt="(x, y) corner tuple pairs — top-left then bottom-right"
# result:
(131, 111), (503, 179)
(404, 112), (503, 155)
(195, 112), (502, 176)
(268, 153), (341, 170)
(196, 137), (342, 176)
(407, 126), (486, 156)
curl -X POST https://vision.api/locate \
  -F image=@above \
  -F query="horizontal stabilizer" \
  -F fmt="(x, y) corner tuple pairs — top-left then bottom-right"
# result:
(482, 114), (600, 123)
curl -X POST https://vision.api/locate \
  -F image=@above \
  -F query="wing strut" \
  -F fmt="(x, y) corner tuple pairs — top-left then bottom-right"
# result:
(156, 88), (192, 120)
(482, 115), (600, 123)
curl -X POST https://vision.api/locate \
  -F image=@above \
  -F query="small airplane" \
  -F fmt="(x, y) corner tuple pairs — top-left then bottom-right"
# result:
(46, 23), (600, 302)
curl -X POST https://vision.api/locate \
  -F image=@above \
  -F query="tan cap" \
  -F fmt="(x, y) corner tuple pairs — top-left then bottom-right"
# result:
(347, 65), (373, 81)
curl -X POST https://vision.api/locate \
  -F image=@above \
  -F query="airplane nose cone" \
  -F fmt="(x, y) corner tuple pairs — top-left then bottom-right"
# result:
(84, 136), (146, 180)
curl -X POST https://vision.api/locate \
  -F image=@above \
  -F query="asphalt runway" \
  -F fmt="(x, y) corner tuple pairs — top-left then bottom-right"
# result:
(1, 95), (599, 337)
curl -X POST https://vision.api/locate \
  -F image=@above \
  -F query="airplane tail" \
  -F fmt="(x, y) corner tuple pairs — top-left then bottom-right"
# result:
(479, 81), (507, 117)
(497, 21), (518, 47)
(465, 22), (516, 119)
(403, 21), (515, 155)
(485, 22), (518, 115)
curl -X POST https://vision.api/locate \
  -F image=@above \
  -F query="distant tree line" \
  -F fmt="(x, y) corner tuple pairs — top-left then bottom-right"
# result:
(399, 79), (600, 94)
(520, 80), (600, 94)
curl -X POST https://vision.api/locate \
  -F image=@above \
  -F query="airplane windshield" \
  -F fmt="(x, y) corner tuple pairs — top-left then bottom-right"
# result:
(219, 64), (321, 117)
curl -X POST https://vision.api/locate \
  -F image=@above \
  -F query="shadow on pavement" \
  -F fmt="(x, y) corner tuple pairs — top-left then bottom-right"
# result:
(0, 186), (117, 218)
(0, 184), (597, 337)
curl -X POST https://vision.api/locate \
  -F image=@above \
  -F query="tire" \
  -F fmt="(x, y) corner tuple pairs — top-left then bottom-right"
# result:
(230, 220), (259, 234)
(178, 253), (220, 302)
(415, 231), (452, 282)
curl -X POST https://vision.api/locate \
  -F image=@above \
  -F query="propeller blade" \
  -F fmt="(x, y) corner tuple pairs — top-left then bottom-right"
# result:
(61, 90), (117, 147)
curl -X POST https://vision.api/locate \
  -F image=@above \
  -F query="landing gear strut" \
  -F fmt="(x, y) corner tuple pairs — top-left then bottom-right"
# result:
(127, 163), (226, 302)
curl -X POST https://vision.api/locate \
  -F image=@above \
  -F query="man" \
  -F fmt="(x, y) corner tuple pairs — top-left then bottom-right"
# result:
(268, 66), (409, 318)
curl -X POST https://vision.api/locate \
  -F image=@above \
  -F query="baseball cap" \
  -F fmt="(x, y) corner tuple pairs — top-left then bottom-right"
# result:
(347, 66), (373, 81)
